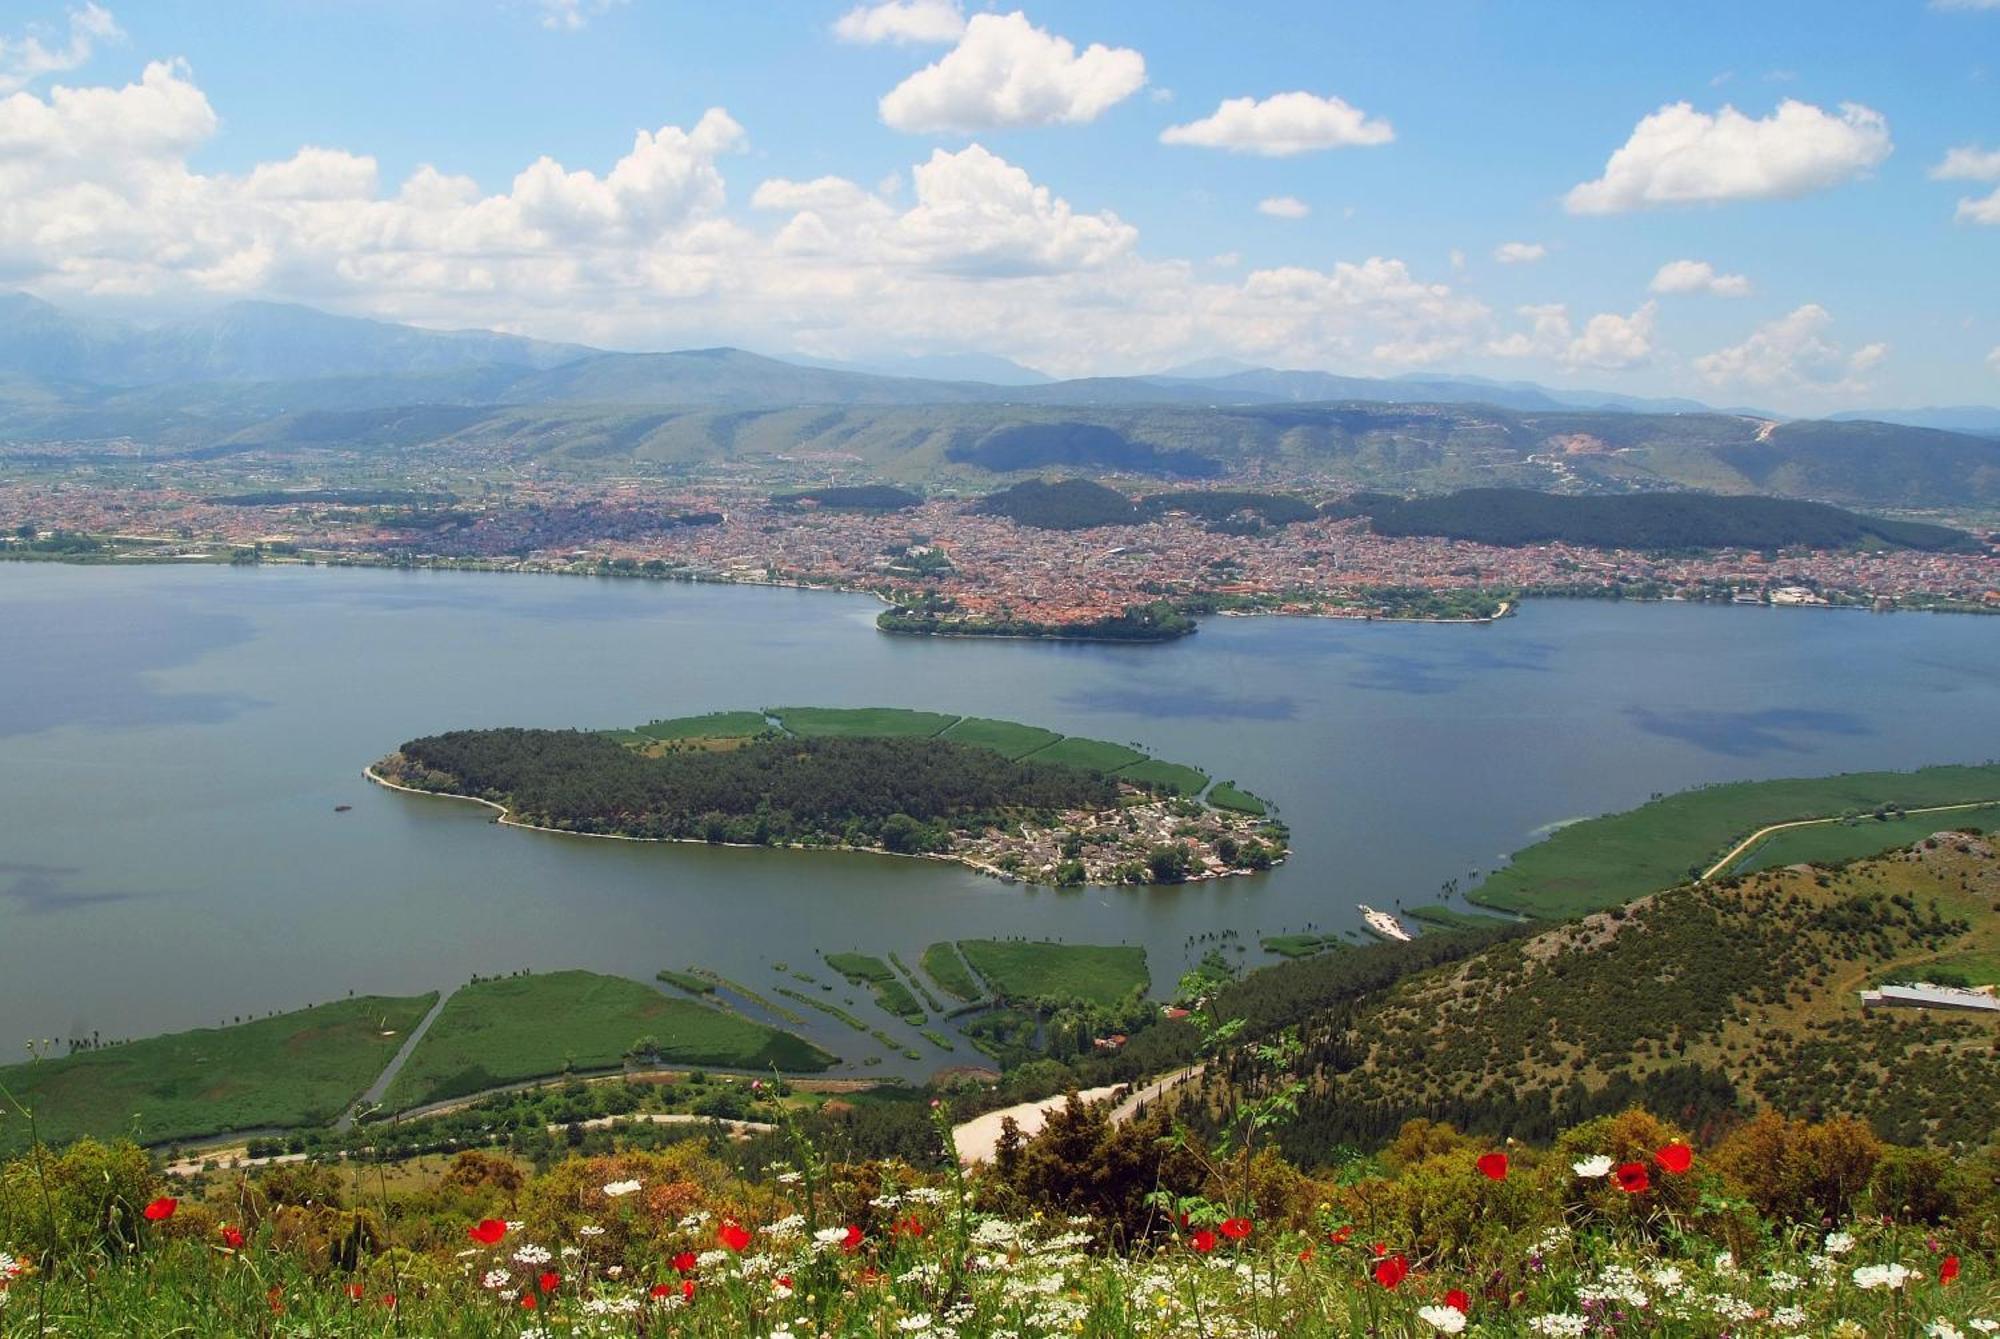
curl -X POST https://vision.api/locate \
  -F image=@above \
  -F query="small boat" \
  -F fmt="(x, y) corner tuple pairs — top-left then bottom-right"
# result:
(333, 804), (352, 813)
(1357, 904), (1413, 942)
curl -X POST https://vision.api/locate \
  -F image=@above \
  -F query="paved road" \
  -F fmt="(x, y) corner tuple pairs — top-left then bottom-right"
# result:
(950, 1064), (1204, 1164)
(1701, 800), (1999, 881)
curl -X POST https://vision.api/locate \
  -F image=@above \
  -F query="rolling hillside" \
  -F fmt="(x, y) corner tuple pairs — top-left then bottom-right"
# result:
(1198, 838), (2000, 1158)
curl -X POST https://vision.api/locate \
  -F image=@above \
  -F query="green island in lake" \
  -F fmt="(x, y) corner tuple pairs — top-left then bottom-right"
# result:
(371, 706), (1288, 886)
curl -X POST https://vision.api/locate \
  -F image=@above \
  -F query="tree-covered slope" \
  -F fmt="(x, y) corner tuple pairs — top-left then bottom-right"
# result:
(1214, 840), (2000, 1159)
(1356, 487), (1978, 552)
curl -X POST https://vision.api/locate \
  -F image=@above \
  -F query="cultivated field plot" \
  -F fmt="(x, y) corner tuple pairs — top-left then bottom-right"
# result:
(938, 716), (1063, 759)
(0, 994), (438, 1155)
(1020, 737), (1147, 774)
(1207, 782), (1268, 815)
(768, 706), (961, 738)
(1471, 764), (2000, 918)
(1115, 759), (1210, 796)
(634, 711), (772, 741)
(1735, 803), (2000, 875)
(384, 971), (834, 1109)
(920, 942), (985, 1001)
(955, 940), (1149, 1006)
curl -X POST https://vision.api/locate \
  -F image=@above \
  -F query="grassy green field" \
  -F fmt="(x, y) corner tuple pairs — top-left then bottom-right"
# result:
(769, 706), (959, 738)
(823, 953), (925, 1023)
(1115, 759), (1211, 796)
(1208, 782), (1268, 816)
(1020, 737), (1147, 774)
(938, 716), (1063, 759)
(0, 994), (437, 1155)
(654, 968), (715, 995)
(956, 941), (1149, 1006)
(1260, 934), (1344, 959)
(1404, 904), (1512, 930)
(1470, 764), (2000, 918)
(384, 972), (834, 1109)
(634, 711), (771, 740)
(920, 942), (984, 1001)
(1734, 803), (2000, 874)
(823, 952), (895, 983)
(1889, 948), (2000, 988)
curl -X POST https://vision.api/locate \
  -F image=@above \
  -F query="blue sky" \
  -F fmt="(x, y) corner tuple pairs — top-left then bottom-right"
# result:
(3, 0), (1997, 409)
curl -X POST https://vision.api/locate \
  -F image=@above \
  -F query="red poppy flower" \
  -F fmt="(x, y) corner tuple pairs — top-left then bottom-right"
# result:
(537, 1271), (559, 1294)
(1614, 1162), (1651, 1194)
(345, 1283), (364, 1301)
(1476, 1152), (1509, 1181)
(1372, 1254), (1410, 1289)
(467, 1219), (506, 1245)
(1940, 1255), (1960, 1285)
(682, 1279), (697, 1301)
(673, 1251), (697, 1274)
(380, 1294), (397, 1310)
(1329, 1225), (1353, 1245)
(719, 1221), (751, 1252)
(650, 1283), (675, 1299)
(1297, 1247), (1315, 1263)
(1445, 1288), (1471, 1314)
(1655, 1142), (1693, 1175)
(1189, 1228), (1217, 1254)
(842, 1223), (864, 1253)
(266, 1286), (284, 1315)
(895, 1214), (926, 1239)
(777, 1275), (794, 1290)
(518, 1292), (537, 1310)
(1371, 1242), (1388, 1258)
(219, 1225), (245, 1250)
(1219, 1217), (1253, 1241)
(143, 1197), (178, 1222)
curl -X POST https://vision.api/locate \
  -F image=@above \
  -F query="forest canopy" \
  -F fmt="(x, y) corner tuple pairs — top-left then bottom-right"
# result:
(1352, 487), (1977, 553)
(382, 729), (1119, 851)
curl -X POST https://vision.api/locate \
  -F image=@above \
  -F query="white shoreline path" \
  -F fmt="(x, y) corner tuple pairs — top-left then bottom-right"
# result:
(950, 1064), (1205, 1165)
(1699, 800), (2000, 881)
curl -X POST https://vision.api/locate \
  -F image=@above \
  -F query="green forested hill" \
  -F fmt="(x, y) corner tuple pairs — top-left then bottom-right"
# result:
(1198, 840), (2000, 1159)
(1356, 487), (1977, 552)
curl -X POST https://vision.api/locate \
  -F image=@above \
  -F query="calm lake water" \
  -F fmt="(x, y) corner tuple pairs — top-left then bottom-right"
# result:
(3, 563), (1998, 1076)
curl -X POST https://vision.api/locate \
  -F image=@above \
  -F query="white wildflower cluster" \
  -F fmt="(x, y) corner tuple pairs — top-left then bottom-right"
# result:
(479, 1268), (511, 1291)
(760, 1213), (806, 1240)
(511, 1243), (552, 1266)
(1578, 1263), (1649, 1308)
(1571, 1154), (1614, 1178)
(1529, 1314), (1589, 1337)
(1417, 1303), (1468, 1333)
(1853, 1261), (1915, 1290)
(601, 1179), (642, 1198)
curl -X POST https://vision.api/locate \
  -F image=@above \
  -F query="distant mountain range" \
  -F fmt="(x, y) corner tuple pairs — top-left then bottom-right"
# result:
(1, 293), (1996, 511)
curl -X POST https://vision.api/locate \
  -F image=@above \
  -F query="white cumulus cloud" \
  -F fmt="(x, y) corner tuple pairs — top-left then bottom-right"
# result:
(1649, 259), (1751, 297)
(1694, 304), (1887, 391)
(877, 11), (1145, 133)
(0, 58), (1521, 381)
(1988, 346), (2000, 374)
(1931, 144), (2000, 181)
(1487, 301), (1656, 370)
(1160, 90), (1392, 156)
(1565, 99), (1891, 214)
(834, 0), (965, 45)
(1492, 241), (1546, 264)
(536, 0), (628, 32)
(1932, 144), (2000, 225)
(0, 2), (119, 95)
(1257, 195), (1309, 219)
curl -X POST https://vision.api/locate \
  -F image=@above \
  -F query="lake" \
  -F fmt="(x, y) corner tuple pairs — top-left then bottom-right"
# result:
(3, 562), (1998, 1076)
